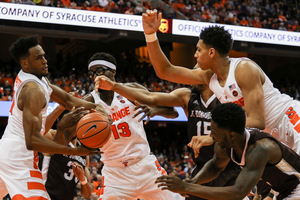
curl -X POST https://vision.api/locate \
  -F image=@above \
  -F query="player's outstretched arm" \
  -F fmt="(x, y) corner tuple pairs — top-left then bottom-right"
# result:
(95, 76), (187, 107)
(142, 10), (206, 85)
(133, 101), (178, 124)
(47, 79), (96, 111)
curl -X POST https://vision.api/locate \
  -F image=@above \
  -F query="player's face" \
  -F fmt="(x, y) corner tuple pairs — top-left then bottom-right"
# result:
(194, 40), (212, 71)
(88, 65), (115, 81)
(26, 45), (48, 79)
(210, 120), (231, 149)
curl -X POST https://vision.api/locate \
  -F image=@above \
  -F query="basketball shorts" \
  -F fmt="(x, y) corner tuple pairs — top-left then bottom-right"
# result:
(270, 100), (300, 155)
(0, 137), (50, 200)
(99, 154), (184, 200)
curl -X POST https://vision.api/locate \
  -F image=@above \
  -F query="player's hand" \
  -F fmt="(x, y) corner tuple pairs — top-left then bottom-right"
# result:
(71, 162), (85, 181)
(187, 135), (214, 158)
(142, 9), (162, 35)
(75, 145), (103, 156)
(155, 175), (187, 194)
(56, 107), (90, 142)
(92, 104), (113, 124)
(133, 101), (156, 124)
(94, 75), (115, 91)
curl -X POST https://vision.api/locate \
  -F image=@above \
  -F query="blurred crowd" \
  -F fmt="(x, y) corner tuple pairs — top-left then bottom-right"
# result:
(1, 0), (300, 32)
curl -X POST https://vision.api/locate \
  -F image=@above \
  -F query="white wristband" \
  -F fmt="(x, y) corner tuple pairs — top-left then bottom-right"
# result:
(145, 32), (157, 43)
(80, 177), (87, 185)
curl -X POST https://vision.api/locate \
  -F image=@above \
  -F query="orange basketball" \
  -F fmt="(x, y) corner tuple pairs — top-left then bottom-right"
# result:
(76, 112), (111, 149)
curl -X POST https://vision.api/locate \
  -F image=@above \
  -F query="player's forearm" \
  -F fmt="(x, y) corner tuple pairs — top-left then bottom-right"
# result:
(112, 83), (155, 105)
(153, 107), (179, 119)
(80, 182), (93, 199)
(147, 40), (174, 80)
(27, 133), (79, 155)
(192, 159), (222, 184)
(45, 104), (66, 134)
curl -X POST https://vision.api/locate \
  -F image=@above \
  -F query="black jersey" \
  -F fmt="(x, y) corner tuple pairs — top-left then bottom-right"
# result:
(41, 143), (86, 200)
(187, 92), (241, 200)
(187, 92), (219, 168)
(232, 128), (300, 200)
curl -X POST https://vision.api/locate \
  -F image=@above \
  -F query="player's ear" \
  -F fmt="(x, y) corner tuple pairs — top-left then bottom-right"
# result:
(209, 48), (215, 57)
(21, 59), (29, 70)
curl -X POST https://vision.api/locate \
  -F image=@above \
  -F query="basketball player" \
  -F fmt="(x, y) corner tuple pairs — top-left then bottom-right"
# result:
(95, 73), (261, 200)
(83, 52), (184, 200)
(156, 103), (300, 200)
(0, 35), (104, 199)
(40, 105), (93, 200)
(141, 10), (300, 156)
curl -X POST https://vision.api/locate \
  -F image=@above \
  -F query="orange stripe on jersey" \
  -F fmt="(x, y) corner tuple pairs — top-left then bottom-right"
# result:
(30, 170), (43, 179)
(27, 182), (46, 191)
(12, 194), (48, 200)
(33, 162), (38, 170)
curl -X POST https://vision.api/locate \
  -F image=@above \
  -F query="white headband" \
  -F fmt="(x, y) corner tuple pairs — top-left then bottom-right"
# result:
(88, 60), (116, 70)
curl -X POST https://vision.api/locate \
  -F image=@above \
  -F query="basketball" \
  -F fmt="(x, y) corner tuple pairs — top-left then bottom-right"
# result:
(76, 112), (111, 149)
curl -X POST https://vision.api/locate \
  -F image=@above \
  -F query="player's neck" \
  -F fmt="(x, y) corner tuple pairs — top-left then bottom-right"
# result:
(98, 90), (114, 106)
(212, 57), (230, 86)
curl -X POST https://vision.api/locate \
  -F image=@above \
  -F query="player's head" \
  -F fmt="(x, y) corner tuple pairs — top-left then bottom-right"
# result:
(88, 52), (117, 82)
(9, 35), (48, 79)
(210, 103), (245, 148)
(199, 26), (233, 56)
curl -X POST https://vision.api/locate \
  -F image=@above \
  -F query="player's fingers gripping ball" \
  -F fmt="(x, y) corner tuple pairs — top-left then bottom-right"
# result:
(76, 112), (112, 148)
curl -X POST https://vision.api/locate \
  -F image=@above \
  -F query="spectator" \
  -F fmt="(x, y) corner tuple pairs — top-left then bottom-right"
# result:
(278, 10), (287, 22)
(292, 20), (299, 31)
(61, 0), (71, 7)
(125, 6), (134, 14)
(134, 2), (144, 15)
(3, 80), (13, 101)
(80, 1), (90, 9)
(278, 21), (287, 31)
(90, 0), (103, 11)
(47, 0), (57, 7)
(252, 16), (261, 28)
(239, 17), (249, 26)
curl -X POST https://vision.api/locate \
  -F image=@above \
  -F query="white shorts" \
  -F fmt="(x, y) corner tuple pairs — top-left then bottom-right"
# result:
(0, 137), (50, 200)
(99, 154), (184, 200)
(270, 100), (300, 155)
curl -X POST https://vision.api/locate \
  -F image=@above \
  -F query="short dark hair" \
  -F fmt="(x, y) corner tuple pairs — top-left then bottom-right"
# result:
(199, 26), (233, 56)
(88, 52), (117, 68)
(211, 103), (245, 133)
(9, 35), (39, 65)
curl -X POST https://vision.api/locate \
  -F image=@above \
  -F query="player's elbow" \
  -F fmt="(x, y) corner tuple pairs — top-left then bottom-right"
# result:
(25, 141), (35, 151)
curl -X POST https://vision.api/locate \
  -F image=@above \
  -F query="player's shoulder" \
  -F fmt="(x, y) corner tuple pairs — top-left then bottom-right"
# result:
(22, 81), (45, 95)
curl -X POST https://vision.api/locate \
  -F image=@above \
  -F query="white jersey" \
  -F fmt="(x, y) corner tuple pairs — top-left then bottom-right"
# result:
(2, 70), (52, 141)
(0, 70), (52, 199)
(91, 90), (150, 166)
(209, 57), (293, 132)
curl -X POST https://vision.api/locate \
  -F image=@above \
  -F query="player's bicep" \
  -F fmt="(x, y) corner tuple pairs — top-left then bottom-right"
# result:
(236, 62), (265, 128)
(234, 146), (269, 195)
(21, 83), (47, 147)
